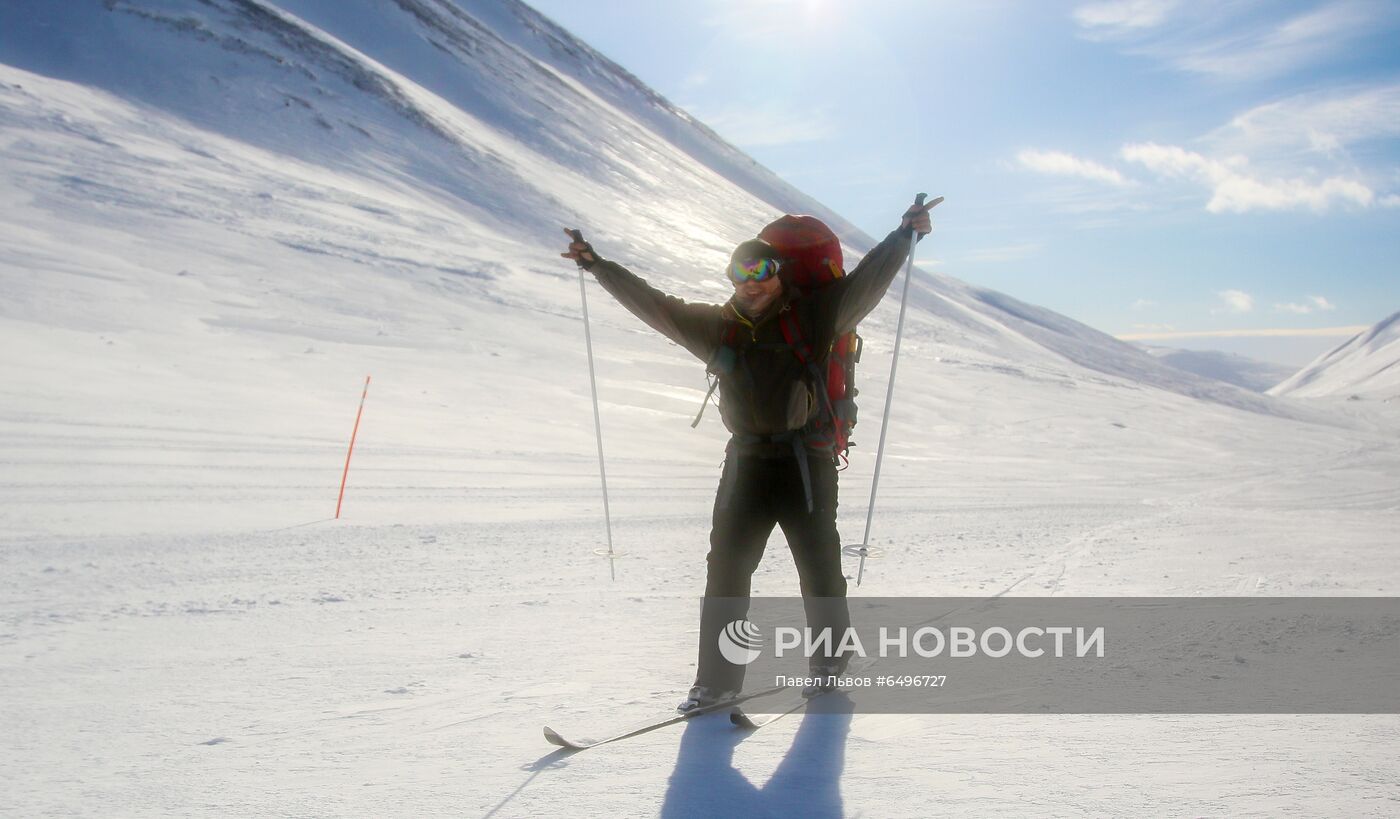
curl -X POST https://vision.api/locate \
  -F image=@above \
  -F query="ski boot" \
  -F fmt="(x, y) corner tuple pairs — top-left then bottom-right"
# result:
(802, 659), (849, 698)
(677, 684), (739, 714)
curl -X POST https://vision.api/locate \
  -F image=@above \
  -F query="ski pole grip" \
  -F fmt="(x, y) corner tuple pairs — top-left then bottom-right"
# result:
(905, 193), (928, 242)
(568, 229), (595, 270)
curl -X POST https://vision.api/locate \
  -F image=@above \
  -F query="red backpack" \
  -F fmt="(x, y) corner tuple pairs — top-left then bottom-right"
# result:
(759, 215), (861, 466)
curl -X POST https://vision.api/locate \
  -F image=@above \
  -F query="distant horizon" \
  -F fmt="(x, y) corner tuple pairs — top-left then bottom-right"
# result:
(1123, 330), (1361, 368)
(1120, 322), (1374, 367)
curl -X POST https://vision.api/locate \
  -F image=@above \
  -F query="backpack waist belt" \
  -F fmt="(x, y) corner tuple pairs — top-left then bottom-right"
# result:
(725, 431), (824, 514)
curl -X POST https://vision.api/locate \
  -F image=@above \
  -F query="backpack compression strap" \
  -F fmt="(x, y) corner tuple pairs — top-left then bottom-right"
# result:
(778, 309), (844, 460)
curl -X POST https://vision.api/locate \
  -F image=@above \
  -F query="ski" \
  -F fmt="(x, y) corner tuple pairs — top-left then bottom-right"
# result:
(730, 695), (812, 730)
(542, 685), (788, 751)
(731, 658), (878, 731)
(730, 678), (856, 731)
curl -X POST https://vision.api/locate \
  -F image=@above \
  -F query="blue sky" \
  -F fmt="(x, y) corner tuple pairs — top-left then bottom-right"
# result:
(526, 0), (1400, 364)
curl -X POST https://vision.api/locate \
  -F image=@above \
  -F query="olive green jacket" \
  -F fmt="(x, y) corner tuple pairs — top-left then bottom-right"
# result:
(589, 229), (914, 441)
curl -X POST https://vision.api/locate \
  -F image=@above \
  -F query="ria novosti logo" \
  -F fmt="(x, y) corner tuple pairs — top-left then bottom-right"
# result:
(718, 619), (764, 665)
(719, 619), (1108, 665)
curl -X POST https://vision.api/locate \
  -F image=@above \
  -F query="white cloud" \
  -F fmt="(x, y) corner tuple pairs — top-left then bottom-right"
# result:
(1073, 0), (1176, 32)
(1215, 289), (1254, 314)
(1076, 1), (1396, 81)
(1130, 298), (1155, 311)
(1131, 322), (1176, 331)
(1207, 84), (1400, 159)
(1016, 149), (1133, 186)
(1276, 295), (1338, 314)
(1210, 174), (1374, 214)
(1120, 142), (1376, 213)
(1171, 3), (1378, 79)
(1039, 11), (1400, 218)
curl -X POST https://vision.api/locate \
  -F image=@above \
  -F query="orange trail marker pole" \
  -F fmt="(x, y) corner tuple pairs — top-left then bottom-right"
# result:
(336, 375), (371, 519)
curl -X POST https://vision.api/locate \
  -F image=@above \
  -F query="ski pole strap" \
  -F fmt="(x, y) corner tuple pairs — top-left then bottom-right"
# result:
(690, 376), (720, 428)
(694, 330), (742, 429)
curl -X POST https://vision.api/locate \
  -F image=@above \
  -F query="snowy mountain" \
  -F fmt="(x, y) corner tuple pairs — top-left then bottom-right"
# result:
(1137, 344), (1297, 393)
(0, 0), (1307, 436)
(6, 3), (1400, 817)
(1269, 311), (1400, 400)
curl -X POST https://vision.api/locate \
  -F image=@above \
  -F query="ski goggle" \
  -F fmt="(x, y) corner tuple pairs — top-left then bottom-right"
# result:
(727, 256), (781, 284)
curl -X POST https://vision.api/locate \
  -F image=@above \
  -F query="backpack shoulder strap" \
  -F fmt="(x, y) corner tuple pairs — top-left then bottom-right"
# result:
(778, 306), (814, 364)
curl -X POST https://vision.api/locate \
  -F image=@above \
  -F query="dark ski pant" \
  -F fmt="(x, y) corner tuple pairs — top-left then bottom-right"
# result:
(695, 449), (851, 692)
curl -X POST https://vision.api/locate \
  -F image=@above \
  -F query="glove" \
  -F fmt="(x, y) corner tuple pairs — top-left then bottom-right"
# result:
(899, 195), (942, 239)
(561, 228), (599, 270)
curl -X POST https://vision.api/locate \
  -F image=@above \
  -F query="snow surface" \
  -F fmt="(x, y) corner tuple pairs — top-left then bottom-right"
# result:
(2, 1), (1399, 816)
(1270, 311), (1400, 401)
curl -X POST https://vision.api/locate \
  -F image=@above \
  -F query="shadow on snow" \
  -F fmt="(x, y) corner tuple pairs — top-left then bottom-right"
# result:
(660, 693), (855, 819)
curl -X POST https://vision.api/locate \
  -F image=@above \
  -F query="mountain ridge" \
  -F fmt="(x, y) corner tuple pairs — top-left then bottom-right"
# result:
(1270, 311), (1400, 400)
(0, 0), (1340, 451)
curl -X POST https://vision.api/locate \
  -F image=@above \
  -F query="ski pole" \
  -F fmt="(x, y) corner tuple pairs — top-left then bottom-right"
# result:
(855, 193), (941, 586)
(570, 229), (618, 580)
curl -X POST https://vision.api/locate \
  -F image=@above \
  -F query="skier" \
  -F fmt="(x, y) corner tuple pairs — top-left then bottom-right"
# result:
(562, 197), (937, 712)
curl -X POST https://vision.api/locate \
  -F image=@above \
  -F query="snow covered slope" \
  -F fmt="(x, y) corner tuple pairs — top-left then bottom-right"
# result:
(0, 0), (1303, 426)
(1269, 311), (1400, 400)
